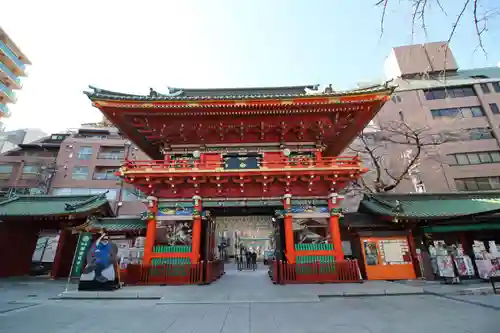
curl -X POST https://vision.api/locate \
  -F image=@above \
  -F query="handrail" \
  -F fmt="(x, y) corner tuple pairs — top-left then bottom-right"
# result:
(122, 156), (361, 171)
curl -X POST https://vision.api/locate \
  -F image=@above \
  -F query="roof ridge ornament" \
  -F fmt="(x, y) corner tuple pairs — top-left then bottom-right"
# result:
(149, 87), (184, 98)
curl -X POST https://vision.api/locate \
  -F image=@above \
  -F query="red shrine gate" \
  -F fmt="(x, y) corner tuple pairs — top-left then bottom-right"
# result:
(84, 84), (394, 285)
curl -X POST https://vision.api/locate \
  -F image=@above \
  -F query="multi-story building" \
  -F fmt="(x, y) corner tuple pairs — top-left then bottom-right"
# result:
(362, 41), (500, 193)
(0, 128), (47, 154)
(0, 133), (67, 197)
(49, 122), (149, 216)
(0, 27), (31, 118)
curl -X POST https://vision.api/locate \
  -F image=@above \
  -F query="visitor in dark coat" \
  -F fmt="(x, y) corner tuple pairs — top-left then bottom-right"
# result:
(251, 251), (257, 271)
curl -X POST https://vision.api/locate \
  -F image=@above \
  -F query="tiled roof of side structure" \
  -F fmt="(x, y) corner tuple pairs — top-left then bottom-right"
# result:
(84, 84), (395, 102)
(358, 191), (500, 220)
(89, 217), (145, 232)
(0, 193), (112, 217)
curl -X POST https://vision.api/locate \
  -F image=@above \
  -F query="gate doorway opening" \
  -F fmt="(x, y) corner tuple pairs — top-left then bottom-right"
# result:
(208, 206), (284, 275)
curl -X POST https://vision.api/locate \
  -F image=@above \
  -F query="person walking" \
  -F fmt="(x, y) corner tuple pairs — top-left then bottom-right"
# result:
(251, 251), (257, 271)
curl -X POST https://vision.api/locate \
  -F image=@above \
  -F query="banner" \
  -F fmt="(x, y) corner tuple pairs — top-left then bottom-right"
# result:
(70, 232), (93, 278)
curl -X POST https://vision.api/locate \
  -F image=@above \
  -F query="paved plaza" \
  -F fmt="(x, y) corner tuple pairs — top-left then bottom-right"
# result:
(1, 266), (499, 332)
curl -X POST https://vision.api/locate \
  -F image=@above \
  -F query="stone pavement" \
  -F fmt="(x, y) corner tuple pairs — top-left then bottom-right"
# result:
(0, 295), (498, 333)
(395, 279), (496, 295)
(58, 266), (425, 302)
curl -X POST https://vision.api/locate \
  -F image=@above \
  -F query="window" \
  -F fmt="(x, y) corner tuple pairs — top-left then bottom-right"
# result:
(480, 83), (491, 94)
(490, 103), (500, 114)
(71, 167), (89, 180)
(455, 176), (500, 191)
(52, 188), (72, 195)
(93, 168), (119, 180)
(0, 164), (13, 173)
(22, 165), (40, 174)
(90, 189), (117, 200)
(52, 188), (117, 200)
(77, 146), (93, 160)
(98, 149), (125, 160)
(468, 128), (494, 140)
(449, 151), (500, 165)
(424, 86), (476, 100)
(391, 95), (402, 103)
(430, 106), (484, 119)
(50, 134), (66, 141)
(121, 188), (146, 201)
(493, 82), (500, 93)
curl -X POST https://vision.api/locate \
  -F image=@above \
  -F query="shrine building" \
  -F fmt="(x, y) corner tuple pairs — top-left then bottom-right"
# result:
(84, 84), (394, 284)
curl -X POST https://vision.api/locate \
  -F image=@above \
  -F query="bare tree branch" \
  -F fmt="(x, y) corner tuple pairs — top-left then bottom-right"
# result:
(347, 119), (465, 193)
(376, 0), (499, 56)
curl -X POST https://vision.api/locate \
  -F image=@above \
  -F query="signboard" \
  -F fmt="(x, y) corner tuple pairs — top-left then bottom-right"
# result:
(70, 232), (93, 278)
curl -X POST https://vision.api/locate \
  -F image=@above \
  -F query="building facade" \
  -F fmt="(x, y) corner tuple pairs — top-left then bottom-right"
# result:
(0, 27), (31, 118)
(365, 42), (500, 193)
(48, 123), (149, 216)
(0, 133), (66, 197)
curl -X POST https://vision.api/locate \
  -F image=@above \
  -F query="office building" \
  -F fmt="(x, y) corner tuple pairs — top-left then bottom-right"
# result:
(364, 42), (500, 193)
(49, 122), (149, 215)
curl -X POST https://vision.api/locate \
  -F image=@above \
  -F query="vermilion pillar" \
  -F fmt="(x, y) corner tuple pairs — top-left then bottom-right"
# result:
(143, 196), (158, 266)
(283, 194), (295, 264)
(191, 195), (202, 263)
(328, 192), (344, 261)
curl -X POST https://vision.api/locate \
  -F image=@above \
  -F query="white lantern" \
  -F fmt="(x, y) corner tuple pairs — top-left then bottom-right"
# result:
(193, 150), (201, 158)
(283, 148), (291, 157)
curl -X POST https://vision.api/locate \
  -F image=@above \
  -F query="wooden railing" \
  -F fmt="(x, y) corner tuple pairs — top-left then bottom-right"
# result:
(123, 156), (361, 172)
(124, 260), (225, 285)
(206, 260), (225, 283)
(124, 263), (203, 285)
(269, 260), (362, 284)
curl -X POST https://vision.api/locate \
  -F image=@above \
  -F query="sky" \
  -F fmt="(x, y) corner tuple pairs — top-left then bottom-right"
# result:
(2, 0), (499, 134)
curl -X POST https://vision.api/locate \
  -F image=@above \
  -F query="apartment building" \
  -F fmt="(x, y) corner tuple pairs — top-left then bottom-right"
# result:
(367, 41), (500, 193)
(0, 133), (68, 197)
(0, 27), (31, 118)
(49, 122), (149, 215)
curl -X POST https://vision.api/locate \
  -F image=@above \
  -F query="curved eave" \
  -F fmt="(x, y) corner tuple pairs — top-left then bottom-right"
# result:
(84, 86), (395, 107)
(90, 95), (393, 112)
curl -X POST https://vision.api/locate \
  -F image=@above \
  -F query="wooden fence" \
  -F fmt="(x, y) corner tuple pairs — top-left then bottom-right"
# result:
(124, 260), (225, 285)
(269, 260), (362, 284)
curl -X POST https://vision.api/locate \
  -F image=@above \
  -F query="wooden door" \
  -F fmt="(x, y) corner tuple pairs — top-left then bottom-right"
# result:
(360, 236), (416, 280)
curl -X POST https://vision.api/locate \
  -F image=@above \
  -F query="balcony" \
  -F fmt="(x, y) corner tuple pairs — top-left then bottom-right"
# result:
(0, 63), (21, 88)
(98, 152), (124, 160)
(93, 168), (120, 181)
(0, 41), (26, 75)
(122, 156), (363, 176)
(0, 81), (16, 103)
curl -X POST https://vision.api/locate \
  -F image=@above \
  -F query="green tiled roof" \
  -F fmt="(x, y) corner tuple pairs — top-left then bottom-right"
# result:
(0, 193), (111, 217)
(359, 192), (500, 220)
(84, 84), (394, 101)
(88, 217), (145, 232)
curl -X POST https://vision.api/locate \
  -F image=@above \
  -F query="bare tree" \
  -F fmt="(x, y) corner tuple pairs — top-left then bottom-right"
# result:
(348, 120), (463, 193)
(376, 0), (500, 55)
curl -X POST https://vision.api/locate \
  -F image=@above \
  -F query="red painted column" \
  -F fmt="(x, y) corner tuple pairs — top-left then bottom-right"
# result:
(191, 195), (202, 263)
(51, 229), (69, 279)
(328, 192), (344, 261)
(143, 196), (158, 266)
(283, 194), (295, 264)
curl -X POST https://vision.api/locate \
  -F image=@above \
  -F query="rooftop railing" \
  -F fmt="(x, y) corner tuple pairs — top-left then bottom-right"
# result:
(0, 41), (26, 71)
(0, 82), (16, 100)
(122, 156), (361, 172)
(0, 63), (21, 85)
